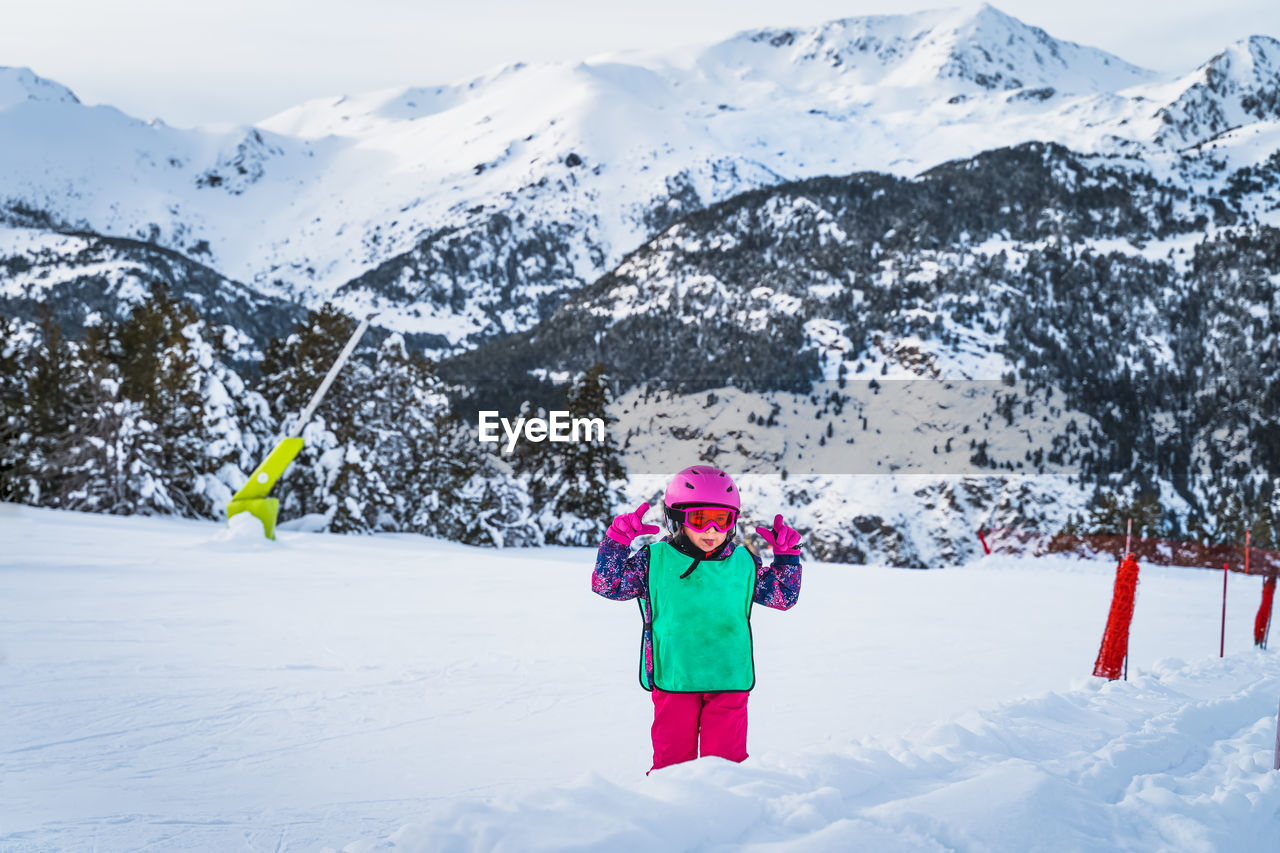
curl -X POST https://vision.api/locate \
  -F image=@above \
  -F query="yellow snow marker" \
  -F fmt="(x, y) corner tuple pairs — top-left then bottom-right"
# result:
(226, 312), (378, 539)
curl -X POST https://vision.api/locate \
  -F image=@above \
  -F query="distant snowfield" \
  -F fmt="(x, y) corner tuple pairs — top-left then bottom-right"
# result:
(2, 503), (1278, 851)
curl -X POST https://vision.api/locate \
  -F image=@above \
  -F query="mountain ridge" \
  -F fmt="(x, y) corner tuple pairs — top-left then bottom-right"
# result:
(3, 6), (1279, 347)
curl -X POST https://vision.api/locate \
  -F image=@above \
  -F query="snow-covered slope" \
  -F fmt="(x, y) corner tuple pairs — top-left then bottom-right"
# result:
(4, 5), (1280, 343)
(0, 66), (78, 110)
(0, 226), (303, 343)
(1154, 36), (1280, 147)
(391, 654), (1280, 851)
(2, 504), (1277, 850)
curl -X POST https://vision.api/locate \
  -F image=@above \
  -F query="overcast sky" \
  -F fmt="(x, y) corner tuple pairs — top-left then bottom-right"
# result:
(3, 0), (1278, 129)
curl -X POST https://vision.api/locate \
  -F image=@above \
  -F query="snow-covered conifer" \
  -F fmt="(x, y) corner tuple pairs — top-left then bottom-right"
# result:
(114, 283), (214, 516)
(50, 361), (174, 515)
(441, 441), (541, 548)
(0, 315), (33, 502)
(21, 310), (85, 505)
(366, 334), (452, 532)
(193, 323), (277, 516)
(522, 363), (626, 544)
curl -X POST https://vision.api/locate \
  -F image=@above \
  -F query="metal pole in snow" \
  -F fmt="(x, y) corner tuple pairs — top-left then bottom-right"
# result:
(1274, 694), (1280, 771)
(287, 312), (379, 439)
(1123, 519), (1134, 681)
(1268, 583), (1275, 651)
(1221, 562), (1229, 658)
(1246, 530), (1251, 575)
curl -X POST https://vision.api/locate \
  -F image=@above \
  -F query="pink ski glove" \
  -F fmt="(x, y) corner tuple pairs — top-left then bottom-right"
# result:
(606, 501), (661, 546)
(756, 514), (801, 555)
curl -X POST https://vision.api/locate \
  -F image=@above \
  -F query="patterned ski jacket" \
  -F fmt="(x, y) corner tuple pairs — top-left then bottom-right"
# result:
(592, 534), (802, 690)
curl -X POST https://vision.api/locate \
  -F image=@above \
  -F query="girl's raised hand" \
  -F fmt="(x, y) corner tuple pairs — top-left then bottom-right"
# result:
(755, 514), (802, 555)
(606, 502), (662, 546)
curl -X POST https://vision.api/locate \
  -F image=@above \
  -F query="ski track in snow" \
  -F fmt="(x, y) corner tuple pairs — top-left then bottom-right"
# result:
(1, 503), (1279, 851)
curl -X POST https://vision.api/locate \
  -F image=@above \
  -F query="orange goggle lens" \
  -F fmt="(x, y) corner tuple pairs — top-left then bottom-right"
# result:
(683, 507), (737, 532)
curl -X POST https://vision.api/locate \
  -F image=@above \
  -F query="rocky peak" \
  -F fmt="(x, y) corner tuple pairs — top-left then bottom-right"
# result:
(1155, 35), (1280, 147)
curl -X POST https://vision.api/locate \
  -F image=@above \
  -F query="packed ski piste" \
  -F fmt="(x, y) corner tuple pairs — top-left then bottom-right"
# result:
(4, 453), (1280, 851)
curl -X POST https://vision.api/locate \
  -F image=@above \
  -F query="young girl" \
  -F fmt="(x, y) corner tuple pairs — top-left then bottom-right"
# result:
(592, 465), (802, 772)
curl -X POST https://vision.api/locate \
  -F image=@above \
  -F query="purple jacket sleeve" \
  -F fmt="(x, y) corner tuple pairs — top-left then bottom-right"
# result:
(752, 551), (802, 610)
(592, 539), (650, 601)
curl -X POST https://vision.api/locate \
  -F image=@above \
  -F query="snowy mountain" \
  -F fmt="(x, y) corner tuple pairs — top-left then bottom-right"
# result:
(0, 65), (79, 109)
(1155, 36), (1280, 147)
(3, 4), (1280, 347)
(696, 3), (1152, 94)
(437, 134), (1280, 564)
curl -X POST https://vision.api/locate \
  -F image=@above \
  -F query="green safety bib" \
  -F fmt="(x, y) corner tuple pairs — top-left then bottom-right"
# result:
(640, 541), (757, 693)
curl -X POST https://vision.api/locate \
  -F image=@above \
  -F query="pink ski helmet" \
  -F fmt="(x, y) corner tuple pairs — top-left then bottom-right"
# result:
(663, 465), (740, 511)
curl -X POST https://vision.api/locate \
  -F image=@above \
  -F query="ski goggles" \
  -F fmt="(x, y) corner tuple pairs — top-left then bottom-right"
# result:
(671, 505), (738, 532)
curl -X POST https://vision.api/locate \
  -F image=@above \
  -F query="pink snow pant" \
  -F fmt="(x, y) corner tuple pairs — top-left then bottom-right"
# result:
(649, 688), (749, 772)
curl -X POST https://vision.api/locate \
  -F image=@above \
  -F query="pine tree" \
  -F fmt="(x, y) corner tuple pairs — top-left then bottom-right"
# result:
(1248, 496), (1279, 551)
(22, 310), (86, 505)
(326, 438), (395, 533)
(366, 334), (452, 532)
(0, 315), (31, 502)
(525, 363), (626, 545)
(23, 286), (240, 519)
(441, 440), (541, 547)
(114, 283), (214, 516)
(49, 346), (172, 515)
(194, 324), (278, 515)
(1210, 491), (1280, 549)
(1078, 488), (1165, 539)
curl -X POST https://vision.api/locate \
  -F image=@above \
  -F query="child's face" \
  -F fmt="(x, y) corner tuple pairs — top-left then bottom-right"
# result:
(683, 522), (728, 552)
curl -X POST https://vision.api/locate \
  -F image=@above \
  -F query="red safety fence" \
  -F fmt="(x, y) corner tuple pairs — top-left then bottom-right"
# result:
(981, 528), (1280, 575)
(979, 529), (1279, 675)
(983, 527), (1280, 665)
